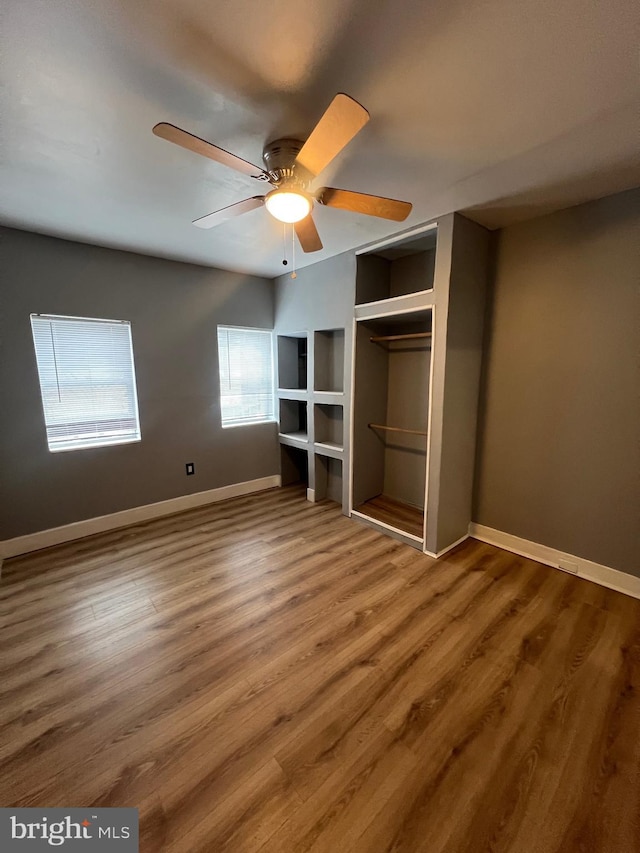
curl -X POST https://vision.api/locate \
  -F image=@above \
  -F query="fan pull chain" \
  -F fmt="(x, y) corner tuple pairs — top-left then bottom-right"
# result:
(282, 223), (288, 268)
(291, 224), (297, 280)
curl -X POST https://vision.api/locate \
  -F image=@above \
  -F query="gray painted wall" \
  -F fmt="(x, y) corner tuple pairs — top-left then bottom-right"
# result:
(474, 188), (640, 576)
(275, 251), (356, 335)
(0, 227), (277, 540)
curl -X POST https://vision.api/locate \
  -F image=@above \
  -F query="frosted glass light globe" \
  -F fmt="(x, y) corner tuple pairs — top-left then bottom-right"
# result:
(265, 189), (312, 224)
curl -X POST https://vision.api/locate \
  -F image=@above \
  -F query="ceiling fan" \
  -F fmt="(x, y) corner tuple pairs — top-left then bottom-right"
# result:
(152, 93), (412, 253)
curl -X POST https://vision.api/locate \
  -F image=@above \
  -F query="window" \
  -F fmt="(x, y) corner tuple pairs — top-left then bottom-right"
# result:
(217, 326), (275, 428)
(30, 314), (141, 452)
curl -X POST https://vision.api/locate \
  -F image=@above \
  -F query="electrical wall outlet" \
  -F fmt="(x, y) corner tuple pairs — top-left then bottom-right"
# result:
(185, 463), (195, 476)
(558, 560), (578, 574)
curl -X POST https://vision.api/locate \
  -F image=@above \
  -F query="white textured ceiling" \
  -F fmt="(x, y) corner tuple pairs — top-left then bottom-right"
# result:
(2, 0), (639, 277)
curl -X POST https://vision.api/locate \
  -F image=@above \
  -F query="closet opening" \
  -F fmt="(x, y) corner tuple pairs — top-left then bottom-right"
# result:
(351, 308), (432, 544)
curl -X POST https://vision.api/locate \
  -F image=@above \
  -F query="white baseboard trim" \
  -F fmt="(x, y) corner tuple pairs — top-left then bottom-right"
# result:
(469, 523), (640, 600)
(425, 533), (470, 559)
(0, 475), (281, 560)
(306, 488), (315, 503)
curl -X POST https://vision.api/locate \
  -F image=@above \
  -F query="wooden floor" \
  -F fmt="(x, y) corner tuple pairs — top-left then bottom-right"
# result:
(1, 486), (639, 852)
(355, 493), (424, 539)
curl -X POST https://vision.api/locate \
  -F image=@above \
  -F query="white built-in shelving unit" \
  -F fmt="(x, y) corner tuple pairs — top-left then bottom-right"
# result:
(276, 327), (346, 504)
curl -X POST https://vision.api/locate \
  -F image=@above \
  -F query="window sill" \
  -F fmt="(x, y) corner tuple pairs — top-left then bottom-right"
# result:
(48, 437), (142, 453)
(221, 419), (277, 430)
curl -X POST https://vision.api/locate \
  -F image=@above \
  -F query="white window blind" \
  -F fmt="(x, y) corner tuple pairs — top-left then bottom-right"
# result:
(217, 326), (275, 428)
(30, 314), (141, 452)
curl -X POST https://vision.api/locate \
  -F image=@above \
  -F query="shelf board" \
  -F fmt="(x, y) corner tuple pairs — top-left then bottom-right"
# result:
(313, 391), (344, 405)
(370, 332), (431, 343)
(354, 290), (434, 321)
(314, 441), (344, 459)
(278, 388), (308, 400)
(279, 431), (309, 448)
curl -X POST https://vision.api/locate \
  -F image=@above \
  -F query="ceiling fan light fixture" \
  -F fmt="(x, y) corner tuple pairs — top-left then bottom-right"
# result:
(265, 189), (312, 224)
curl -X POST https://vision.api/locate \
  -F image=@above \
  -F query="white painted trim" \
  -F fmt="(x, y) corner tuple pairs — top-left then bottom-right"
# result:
(355, 222), (438, 256)
(425, 532), (469, 559)
(0, 476), (281, 560)
(348, 316), (357, 515)
(469, 523), (640, 600)
(422, 302), (436, 551)
(306, 488), (315, 503)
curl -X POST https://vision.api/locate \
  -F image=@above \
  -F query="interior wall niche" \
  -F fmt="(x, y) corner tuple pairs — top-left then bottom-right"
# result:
(278, 399), (308, 439)
(277, 334), (307, 389)
(314, 329), (345, 392)
(280, 445), (309, 487)
(314, 455), (342, 503)
(314, 404), (344, 448)
(355, 228), (437, 305)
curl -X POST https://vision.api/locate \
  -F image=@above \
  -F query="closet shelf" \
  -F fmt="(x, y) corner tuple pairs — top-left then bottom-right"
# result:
(370, 332), (431, 343)
(368, 423), (427, 437)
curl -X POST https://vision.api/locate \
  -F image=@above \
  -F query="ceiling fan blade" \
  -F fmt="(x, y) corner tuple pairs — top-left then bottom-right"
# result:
(294, 214), (323, 253)
(318, 187), (412, 222)
(295, 94), (369, 177)
(153, 123), (269, 181)
(193, 196), (265, 229)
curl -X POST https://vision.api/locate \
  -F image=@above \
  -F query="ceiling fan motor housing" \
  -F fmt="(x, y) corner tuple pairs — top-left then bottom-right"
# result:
(262, 138), (311, 189)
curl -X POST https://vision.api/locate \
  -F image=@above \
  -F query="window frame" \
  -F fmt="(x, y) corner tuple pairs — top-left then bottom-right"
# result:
(216, 325), (276, 429)
(30, 312), (142, 453)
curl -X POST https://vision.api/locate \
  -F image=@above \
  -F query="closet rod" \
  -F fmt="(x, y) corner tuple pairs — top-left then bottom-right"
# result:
(369, 332), (432, 343)
(368, 423), (427, 437)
